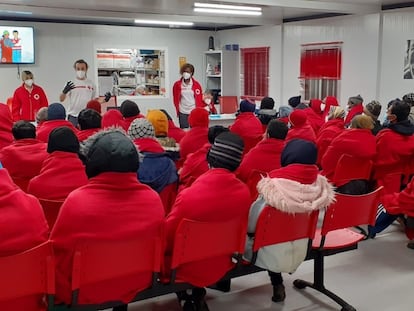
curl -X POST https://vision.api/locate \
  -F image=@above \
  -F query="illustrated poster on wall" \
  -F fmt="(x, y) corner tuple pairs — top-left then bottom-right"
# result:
(404, 40), (414, 79)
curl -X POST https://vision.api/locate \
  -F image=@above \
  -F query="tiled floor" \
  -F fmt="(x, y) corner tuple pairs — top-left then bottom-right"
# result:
(112, 225), (414, 311)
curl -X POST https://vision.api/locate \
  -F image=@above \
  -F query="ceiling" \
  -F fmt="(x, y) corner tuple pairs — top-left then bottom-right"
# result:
(1, 0), (414, 30)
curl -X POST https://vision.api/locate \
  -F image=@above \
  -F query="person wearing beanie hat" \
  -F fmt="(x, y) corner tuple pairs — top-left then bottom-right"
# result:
(316, 106), (345, 166)
(86, 99), (102, 114)
(0, 120), (48, 191)
(344, 94), (364, 127)
(165, 131), (251, 296)
(245, 138), (334, 303)
(128, 118), (178, 213)
(237, 120), (288, 197)
(257, 97), (278, 131)
(159, 109), (186, 143)
(101, 109), (128, 131)
(288, 95), (301, 108)
(230, 100), (263, 155)
(36, 103), (78, 143)
(276, 105), (293, 125)
(286, 110), (316, 143)
(50, 128), (164, 304)
(179, 125), (229, 192)
(77, 108), (102, 142)
(179, 108), (209, 164)
(27, 126), (88, 201)
(260, 97), (275, 110)
(0, 156), (49, 311)
(321, 114), (376, 186)
(120, 100), (144, 130)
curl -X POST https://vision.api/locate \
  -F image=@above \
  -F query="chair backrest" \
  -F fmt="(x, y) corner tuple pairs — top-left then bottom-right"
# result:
(171, 217), (246, 269)
(0, 241), (54, 302)
(71, 230), (163, 304)
(333, 154), (373, 186)
(219, 96), (239, 114)
(38, 199), (64, 229)
(320, 186), (383, 237)
(253, 206), (319, 252)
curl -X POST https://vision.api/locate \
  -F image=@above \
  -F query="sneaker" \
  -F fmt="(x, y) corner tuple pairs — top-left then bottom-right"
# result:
(407, 240), (414, 249)
(271, 284), (286, 302)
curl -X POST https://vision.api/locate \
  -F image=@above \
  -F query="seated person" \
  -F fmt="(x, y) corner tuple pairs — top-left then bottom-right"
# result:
(128, 118), (178, 213)
(285, 109), (316, 143)
(120, 99), (144, 130)
(0, 121), (48, 191)
(36, 103), (77, 142)
(35, 106), (48, 128)
(276, 105), (293, 125)
(256, 96), (278, 131)
(0, 162), (49, 311)
(86, 99), (102, 114)
(230, 99), (263, 154)
(159, 109), (186, 143)
(202, 89), (217, 114)
(76, 108), (102, 142)
(165, 132), (251, 307)
(364, 100), (383, 135)
(322, 96), (339, 119)
(102, 108), (127, 130)
(304, 98), (325, 135)
(244, 139), (335, 302)
(0, 103), (13, 150)
(50, 129), (164, 305)
(288, 95), (308, 110)
(344, 94), (364, 127)
(27, 127), (88, 201)
(179, 125), (229, 191)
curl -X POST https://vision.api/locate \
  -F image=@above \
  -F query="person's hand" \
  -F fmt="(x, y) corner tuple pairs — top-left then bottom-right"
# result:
(62, 81), (75, 94)
(104, 92), (112, 102)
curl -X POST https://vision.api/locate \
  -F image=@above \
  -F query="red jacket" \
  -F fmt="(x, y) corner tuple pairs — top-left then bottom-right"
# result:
(344, 103), (363, 127)
(165, 168), (250, 287)
(77, 128), (100, 142)
(304, 106), (324, 135)
(0, 104), (13, 151)
(102, 110), (127, 130)
(168, 120), (186, 143)
(36, 120), (78, 143)
(179, 143), (210, 191)
(50, 172), (164, 304)
(382, 180), (414, 217)
(0, 168), (49, 311)
(316, 119), (345, 165)
(321, 129), (376, 182)
(172, 78), (203, 115)
(0, 139), (48, 190)
(27, 151), (88, 201)
(229, 112), (264, 155)
(237, 138), (285, 183)
(179, 127), (209, 163)
(286, 123), (316, 143)
(12, 84), (48, 121)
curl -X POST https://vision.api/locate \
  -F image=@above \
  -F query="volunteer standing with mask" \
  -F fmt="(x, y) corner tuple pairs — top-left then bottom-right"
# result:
(173, 63), (203, 128)
(12, 70), (49, 121)
(60, 59), (110, 127)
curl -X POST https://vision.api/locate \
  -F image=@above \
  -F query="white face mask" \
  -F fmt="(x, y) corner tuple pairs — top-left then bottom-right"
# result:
(205, 98), (212, 105)
(76, 70), (86, 79)
(182, 72), (191, 80)
(24, 79), (33, 87)
(320, 103), (326, 112)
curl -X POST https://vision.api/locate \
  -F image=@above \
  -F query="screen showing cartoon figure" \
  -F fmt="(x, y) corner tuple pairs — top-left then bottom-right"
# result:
(0, 26), (34, 64)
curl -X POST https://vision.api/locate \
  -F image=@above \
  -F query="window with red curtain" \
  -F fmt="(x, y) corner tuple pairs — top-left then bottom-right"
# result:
(241, 47), (269, 100)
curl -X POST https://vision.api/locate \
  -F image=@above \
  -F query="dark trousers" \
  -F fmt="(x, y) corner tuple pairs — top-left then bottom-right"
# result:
(179, 112), (190, 129)
(268, 271), (283, 285)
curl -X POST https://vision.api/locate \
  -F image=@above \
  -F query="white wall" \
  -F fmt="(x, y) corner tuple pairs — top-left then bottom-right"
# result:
(282, 14), (381, 108)
(380, 8), (414, 104)
(0, 21), (211, 119)
(217, 25), (283, 107)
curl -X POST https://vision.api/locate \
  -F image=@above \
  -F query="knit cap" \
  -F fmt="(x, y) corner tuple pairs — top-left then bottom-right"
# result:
(147, 109), (168, 136)
(278, 105), (293, 118)
(188, 107), (209, 127)
(47, 126), (79, 154)
(288, 109), (307, 127)
(402, 93), (414, 105)
(47, 103), (66, 120)
(86, 100), (102, 114)
(128, 118), (155, 139)
(120, 100), (140, 118)
(207, 132), (244, 172)
(288, 96), (301, 108)
(364, 101), (382, 120)
(348, 95), (364, 106)
(281, 139), (317, 167)
(260, 97), (275, 110)
(239, 99), (256, 113)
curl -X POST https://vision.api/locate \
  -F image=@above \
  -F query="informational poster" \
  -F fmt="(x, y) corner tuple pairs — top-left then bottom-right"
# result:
(404, 40), (414, 79)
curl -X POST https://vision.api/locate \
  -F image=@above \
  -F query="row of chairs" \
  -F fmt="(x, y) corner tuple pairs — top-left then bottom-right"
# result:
(0, 187), (382, 311)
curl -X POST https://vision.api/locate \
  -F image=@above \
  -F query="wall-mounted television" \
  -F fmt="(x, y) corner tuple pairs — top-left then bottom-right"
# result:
(0, 26), (34, 64)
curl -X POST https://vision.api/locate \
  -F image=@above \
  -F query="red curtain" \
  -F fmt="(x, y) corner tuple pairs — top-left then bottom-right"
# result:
(241, 47), (269, 97)
(300, 46), (341, 79)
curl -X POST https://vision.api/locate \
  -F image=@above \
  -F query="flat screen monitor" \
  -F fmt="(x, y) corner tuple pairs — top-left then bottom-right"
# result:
(0, 26), (34, 64)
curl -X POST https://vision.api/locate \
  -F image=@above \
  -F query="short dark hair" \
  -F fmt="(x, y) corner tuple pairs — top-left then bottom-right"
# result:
(120, 100), (140, 118)
(180, 63), (194, 75)
(78, 109), (102, 130)
(73, 59), (89, 70)
(13, 30), (18, 34)
(260, 97), (275, 110)
(390, 99), (410, 122)
(12, 120), (36, 140)
(267, 120), (288, 140)
(208, 125), (229, 144)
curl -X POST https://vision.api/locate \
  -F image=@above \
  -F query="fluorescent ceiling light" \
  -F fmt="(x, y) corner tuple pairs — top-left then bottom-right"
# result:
(134, 19), (194, 26)
(194, 2), (261, 11)
(194, 8), (262, 16)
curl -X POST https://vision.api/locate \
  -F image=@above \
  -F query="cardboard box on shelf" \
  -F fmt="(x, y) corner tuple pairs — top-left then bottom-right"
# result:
(113, 54), (131, 68)
(152, 59), (160, 69)
(97, 53), (114, 68)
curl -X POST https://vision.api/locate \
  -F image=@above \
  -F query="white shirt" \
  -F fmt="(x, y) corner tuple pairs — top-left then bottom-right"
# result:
(66, 78), (96, 117)
(179, 79), (195, 114)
